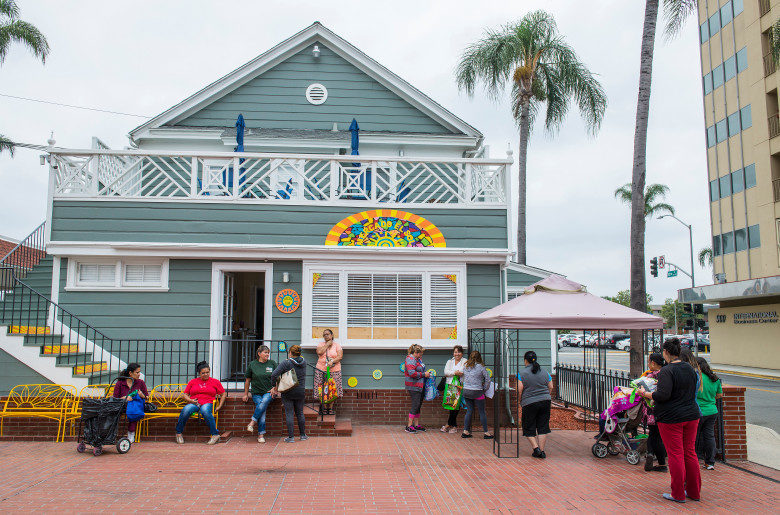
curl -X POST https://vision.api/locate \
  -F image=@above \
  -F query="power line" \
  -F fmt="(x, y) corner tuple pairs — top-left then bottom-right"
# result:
(0, 92), (152, 118)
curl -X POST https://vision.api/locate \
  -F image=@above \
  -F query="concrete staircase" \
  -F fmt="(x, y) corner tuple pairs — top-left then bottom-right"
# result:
(304, 404), (353, 436)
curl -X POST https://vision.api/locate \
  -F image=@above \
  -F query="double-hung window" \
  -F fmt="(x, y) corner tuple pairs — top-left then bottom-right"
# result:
(303, 264), (464, 347)
(68, 259), (168, 290)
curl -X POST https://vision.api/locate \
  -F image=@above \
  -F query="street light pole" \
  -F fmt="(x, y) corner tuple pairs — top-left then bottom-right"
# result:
(659, 214), (697, 356)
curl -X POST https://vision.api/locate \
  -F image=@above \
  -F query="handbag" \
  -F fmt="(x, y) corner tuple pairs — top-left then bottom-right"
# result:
(277, 360), (299, 393)
(436, 376), (446, 392)
(442, 375), (462, 410)
(317, 365), (339, 404)
(424, 373), (438, 401)
(143, 402), (158, 413)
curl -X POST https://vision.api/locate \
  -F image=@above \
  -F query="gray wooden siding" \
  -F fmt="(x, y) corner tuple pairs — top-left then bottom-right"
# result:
(0, 350), (52, 395)
(271, 260), (302, 349)
(58, 259), (212, 340)
(507, 269), (542, 288)
(178, 44), (453, 134)
(51, 201), (508, 249)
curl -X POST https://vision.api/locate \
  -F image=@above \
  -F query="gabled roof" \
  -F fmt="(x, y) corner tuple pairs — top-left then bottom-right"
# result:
(129, 22), (482, 143)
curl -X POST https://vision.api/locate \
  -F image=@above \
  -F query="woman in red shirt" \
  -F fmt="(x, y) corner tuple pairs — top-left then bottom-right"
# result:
(175, 361), (227, 445)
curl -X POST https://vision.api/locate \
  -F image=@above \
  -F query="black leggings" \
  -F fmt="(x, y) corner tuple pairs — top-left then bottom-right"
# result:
(408, 390), (423, 416)
(648, 424), (667, 464)
(282, 397), (306, 438)
(447, 408), (460, 427)
(697, 414), (718, 465)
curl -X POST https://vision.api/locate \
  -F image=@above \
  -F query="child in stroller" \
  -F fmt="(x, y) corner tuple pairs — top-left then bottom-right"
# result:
(592, 376), (657, 465)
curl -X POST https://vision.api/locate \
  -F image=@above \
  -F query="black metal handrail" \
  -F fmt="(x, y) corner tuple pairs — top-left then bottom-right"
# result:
(0, 221), (46, 294)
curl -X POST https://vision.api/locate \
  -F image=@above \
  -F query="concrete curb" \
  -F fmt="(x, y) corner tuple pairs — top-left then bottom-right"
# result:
(712, 368), (780, 380)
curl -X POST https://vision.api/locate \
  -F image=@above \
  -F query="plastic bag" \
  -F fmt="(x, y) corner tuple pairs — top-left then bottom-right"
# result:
(484, 381), (497, 399)
(442, 376), (462, 410)
(424, 373), (438, 401)
(126, 396), (146, 422)
(317, 365), (339, 404)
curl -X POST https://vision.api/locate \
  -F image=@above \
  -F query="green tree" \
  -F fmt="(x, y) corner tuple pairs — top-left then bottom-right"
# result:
(772, 18), (780, 63)
(626, 0), (695, 377)
(698, 247), (713, 267)
(614, 183), (675, 218)
(0, 0), (50, 156)
(660, 298), (685, 333)
(602, 290), (652, 311)
(455, 10), (607, 264)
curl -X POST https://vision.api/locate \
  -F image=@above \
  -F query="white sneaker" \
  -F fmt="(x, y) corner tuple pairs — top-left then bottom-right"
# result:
(127, 431), (135, 443)
(258, 435), (265, 443)
(175, 434), (184, 444)
(206, 435), (220, 445)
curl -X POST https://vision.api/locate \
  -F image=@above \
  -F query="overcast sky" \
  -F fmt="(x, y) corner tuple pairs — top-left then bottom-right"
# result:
(0, 0), (709, 302)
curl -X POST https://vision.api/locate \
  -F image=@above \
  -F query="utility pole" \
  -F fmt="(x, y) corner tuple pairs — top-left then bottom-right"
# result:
(659, 215), (697, 356)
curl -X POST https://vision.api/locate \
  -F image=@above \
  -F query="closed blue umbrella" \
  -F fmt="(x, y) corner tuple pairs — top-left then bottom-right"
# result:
(349, 118), (369, 196)
(229, 114), (245, 190)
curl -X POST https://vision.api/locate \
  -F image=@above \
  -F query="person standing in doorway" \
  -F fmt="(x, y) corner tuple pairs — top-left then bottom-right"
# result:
(517, 351), (553, 458)
(441, 345), (467, 433)
(242, 345), (277, 443)
(404, 344), (431, 433)
(315, 329), (343, 415)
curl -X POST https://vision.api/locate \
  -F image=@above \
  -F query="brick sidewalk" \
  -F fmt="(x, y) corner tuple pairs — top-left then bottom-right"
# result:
(0, 427), (776, 513)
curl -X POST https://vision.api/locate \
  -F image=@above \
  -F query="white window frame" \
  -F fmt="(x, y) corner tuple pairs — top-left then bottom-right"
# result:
(301, 261), (466, 349)
(66, 258), (169, 291)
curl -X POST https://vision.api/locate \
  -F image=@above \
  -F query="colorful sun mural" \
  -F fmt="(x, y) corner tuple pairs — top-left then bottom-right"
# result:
(324, 210), (446, 247)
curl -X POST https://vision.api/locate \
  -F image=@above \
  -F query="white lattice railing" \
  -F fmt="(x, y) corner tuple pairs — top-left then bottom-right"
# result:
(49, 149), (511, 206)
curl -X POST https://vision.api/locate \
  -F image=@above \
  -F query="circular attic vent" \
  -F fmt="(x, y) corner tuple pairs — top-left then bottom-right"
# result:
(306, 83), (328, 105)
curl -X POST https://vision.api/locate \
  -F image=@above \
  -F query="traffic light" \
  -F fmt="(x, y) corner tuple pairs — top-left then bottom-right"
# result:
(685, 319), (694, 329)
(650, 257), (658, 278)
(694, 304), (704, 315)
(696, 319), (706, 329)
(683, 304), (693, 315)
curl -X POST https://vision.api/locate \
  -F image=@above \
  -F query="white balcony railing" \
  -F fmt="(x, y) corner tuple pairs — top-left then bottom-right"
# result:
(49, 149), (511, 206)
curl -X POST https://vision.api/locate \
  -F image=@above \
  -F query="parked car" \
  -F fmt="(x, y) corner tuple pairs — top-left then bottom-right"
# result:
(605, 334), (630, 349)
(615, 338), (631, 352)
(559, 334), (583, 347)
(680, 337), (710, 353)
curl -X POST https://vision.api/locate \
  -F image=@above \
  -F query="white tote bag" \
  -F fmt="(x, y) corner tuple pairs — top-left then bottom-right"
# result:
(277, 361), (299, 393)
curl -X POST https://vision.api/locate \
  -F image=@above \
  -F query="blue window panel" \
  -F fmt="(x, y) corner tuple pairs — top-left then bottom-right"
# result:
(701, 21), (710, 43)
(716, 119), (728, 142)
(721, 231), (735, 254)
(703, 73), (713, 94)
(710, 179), (720, 201)
(733, 0), (743, 16)
(740, 105), (752, 129)
(728, 111), (741, 137)
(735, 228), (748, 251)
(721, 3), (734, 25)
(744, 163), (756, 188)
(709, 11), (721, 38)
(707, 125), (717, 147)
(731, 168), (745, 193)
(719, 174), (732, 197)
(736, 47), (748, 72)
(712, 64), (724, 88)
(713, 235), (721, 256)
(748, 224), (760, 249)
(724, 56), (737, 81)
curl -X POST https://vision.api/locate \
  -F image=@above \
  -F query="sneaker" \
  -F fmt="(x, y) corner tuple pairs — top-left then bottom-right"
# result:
(461, 432), (473, 439)
(448, 427), (459, 434)
(440, 425), (449, 433)
(685, 491), (700, 501)
(539, 450), (546, 459)
(662, 493), (685, 504)
(404, 426), (417, 434)
(284, 437), (295, 443)
(247, 423), (255, 433)
(483, 434), (494, 440)
(300, 435), (309, 441)
(257, 435), (265, 443)
(127, 431), (135, 444)
(652, 465), (668, 472)
(175, 434), (184, 445)
(413, 425), (426, 432)
(206, 435), (219, 445)
(705, 464), (715, 470)
(532, 447), (542, 458)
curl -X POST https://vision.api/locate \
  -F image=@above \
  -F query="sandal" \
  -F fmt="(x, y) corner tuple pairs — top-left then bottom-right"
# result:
(448, 427), (459, 434)
(246, 423), (255, 433)
(440, 425), (449, 433)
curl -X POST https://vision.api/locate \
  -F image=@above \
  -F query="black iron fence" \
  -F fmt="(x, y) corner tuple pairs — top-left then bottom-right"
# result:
(0, 221), (46, 295)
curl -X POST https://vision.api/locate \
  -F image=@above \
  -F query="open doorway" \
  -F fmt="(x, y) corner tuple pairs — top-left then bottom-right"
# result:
(210, 263), (273, 385)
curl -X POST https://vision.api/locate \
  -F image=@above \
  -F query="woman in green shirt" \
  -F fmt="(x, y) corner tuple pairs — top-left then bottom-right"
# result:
(696, 357), (722, 470)
(242, 345), (278, 443)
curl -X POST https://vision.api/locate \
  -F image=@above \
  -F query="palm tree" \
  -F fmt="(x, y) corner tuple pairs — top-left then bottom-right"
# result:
(698, 247), (712, 267)
(456, 10), (607, 265)
(626, 0), (695, 377)
(0, 0), (49, 156)
(614, 183), (675, 218)
(772, 18), (780, 63)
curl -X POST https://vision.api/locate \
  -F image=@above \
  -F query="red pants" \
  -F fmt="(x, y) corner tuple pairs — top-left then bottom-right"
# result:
(658, 420), (701, 501)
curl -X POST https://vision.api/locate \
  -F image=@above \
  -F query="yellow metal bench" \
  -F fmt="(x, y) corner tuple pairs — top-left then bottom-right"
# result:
(63, 383), (114, 438)
(0, 384), (78, 442)
(137, 384), (220, 441)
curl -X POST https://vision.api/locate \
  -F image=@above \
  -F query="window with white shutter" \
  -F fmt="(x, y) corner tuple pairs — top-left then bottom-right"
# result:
(124, 264), (163, 286)
(311, 272), (339, 338)
(77, 263), (116, 285)
(305, 265), (462, 347)
(70, 259), (168, 290)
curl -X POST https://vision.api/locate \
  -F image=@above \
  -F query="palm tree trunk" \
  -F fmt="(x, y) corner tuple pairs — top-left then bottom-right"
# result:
(516, 99), (531, 265)
(628, 0), (658, 378)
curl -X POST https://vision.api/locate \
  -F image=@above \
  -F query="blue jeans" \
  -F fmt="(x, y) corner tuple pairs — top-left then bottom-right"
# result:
(175, 402), (218, 436)
(463, 397), (488, 433)
(251, 393), (272, 435)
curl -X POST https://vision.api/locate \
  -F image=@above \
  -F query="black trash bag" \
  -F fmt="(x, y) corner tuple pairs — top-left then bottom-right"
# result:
(81, 397), (125, 447)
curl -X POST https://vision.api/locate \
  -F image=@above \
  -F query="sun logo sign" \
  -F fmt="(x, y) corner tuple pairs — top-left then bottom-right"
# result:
(324, 210), (445, 248)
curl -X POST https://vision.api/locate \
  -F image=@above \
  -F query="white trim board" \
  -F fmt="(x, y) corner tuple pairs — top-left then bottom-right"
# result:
(505, 262), (558, 279)
(129, 22), (482, 143)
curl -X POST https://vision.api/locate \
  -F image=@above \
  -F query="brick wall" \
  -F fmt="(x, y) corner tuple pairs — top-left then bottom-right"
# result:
(721, 385), (747, 461)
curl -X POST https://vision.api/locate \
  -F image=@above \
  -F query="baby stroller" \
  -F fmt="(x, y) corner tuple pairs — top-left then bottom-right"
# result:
(591, 386), (648, 465)
(76, 395), (131, 456)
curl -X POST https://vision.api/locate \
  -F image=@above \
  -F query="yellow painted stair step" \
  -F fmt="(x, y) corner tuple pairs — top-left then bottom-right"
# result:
(43, 345), (79, 354)
(73, 363), (108, 375)
(10, 325), (51, 335)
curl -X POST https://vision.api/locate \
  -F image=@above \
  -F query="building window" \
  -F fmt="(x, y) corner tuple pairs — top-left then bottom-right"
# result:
(724, 56), (737, 82)
(721, 231), (735, 254)
(710, 179), (720, 201)
(716, 119), (728, 142)
(712, 64), (724, 88)
(731, 167), (745, 193)
(748, 224), (761, 249)
(719, 175), (732, 197)
(720, 2), (734, 25)
(728, 111), (741, 137)
(740, 105), (752, 129)
(708, 11), (721, 38)
(736, 47), (748, 72)
(68, 259), (168, 290)
(700, 21), (710, 43)
(303, 265), (464, 347)
(703, 72), (713, 94)
(707, 125), (716, 147)
(733, 0), (743, 16)
(713, 235), (722, 256)
(735, 228), (748, 251)
(744, 163), (756, 188)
